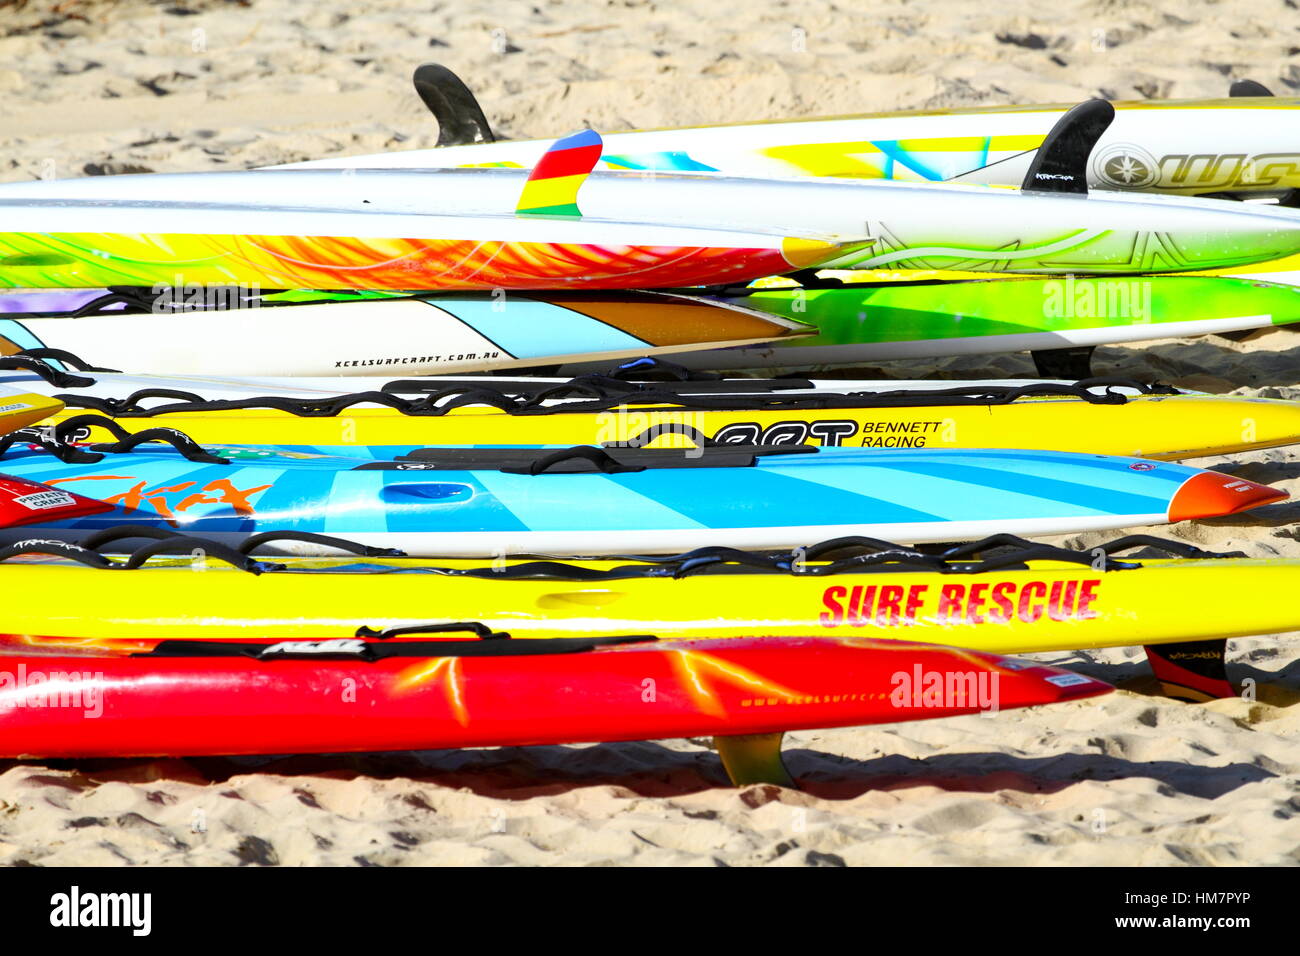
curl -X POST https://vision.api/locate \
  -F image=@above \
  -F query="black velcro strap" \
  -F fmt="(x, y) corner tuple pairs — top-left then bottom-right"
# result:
(138, 634), (658, 660)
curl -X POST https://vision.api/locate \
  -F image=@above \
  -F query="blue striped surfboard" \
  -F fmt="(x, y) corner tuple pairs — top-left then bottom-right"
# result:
(0, 442), (1278, 555)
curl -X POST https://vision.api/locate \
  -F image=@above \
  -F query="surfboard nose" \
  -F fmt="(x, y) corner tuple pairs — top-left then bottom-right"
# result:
(1168, 470), (1288, 523)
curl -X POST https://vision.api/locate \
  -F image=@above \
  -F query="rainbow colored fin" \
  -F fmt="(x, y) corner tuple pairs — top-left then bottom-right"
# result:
(515, 128), (603, 218)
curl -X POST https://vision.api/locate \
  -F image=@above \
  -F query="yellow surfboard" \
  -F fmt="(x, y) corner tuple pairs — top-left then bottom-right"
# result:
(3, 547), (1294, 654)
(44, 390), (1300, 461)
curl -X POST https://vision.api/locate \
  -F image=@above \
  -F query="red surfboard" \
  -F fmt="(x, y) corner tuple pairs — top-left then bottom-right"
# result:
(0, 474), (111, 529)
(0, 632), (1110, 784)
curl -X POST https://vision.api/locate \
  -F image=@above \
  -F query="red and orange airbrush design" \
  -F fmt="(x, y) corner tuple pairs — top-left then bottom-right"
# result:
(3, 232), (812, 292)
(0, 129), (851, 292)
(0, 632), (1110, 784)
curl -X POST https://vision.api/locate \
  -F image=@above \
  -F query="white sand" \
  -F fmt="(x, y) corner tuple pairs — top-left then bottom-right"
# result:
(1, 0), (1299, 866)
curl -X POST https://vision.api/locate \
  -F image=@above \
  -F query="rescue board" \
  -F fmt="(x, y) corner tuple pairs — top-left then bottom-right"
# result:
(0, 630), (1111, 785)
(0, 423), (1282, 554)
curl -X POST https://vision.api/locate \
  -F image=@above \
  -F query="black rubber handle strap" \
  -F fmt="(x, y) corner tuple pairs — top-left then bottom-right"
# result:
(1098, 534), (1244, 559)
(354, 621), (509, 640)
(96, 427), (230, 465)
(0, 355), (96, 389)
(63, 390), (433, 420)
(117, 536), (278, 573)
(14, 347), (120, 374)
(512, 388), (699, 417)
(238, 530), (407, 558)
(671, 551), (788, 578)
(0, 428), (106, 463)
(562, 374), (652, 394)
(101, 386), (209, 408)
(379, 378), (472, 396)
(800, 535), (929, 561)
(140, 633), (657, 660)
(609, 422), (719, 450)
(74, 287), (163, 316)
(415, 388), (522, 415)
(447, 559), (668, 581)
(963, 547), (1124, 574)
(1074, 377), (1181, 397)
(500, 445), (646, 475)
(52, 413), (135, 444)
(816, 553), (952, 575)
(70, 526), (406, 566)
(939, 533), (1044, 560)
(77, 524), (188, 551)
(56, 391), (202, 417)
(1000, 382), (1127, 406)
(522, 377), (634, 403)
(0, 538), (116, 567)
(50, 414), (228, 465)
(606, 357), (722, 382)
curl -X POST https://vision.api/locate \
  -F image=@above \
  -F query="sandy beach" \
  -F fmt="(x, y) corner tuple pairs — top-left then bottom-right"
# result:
(1, 0), (1299, 867)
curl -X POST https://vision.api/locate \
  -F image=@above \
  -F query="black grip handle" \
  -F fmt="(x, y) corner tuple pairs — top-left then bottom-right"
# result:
(353, 621), (511, 640)
(0, 355), (95, 388)
(14, 347), (120, 373)
(238, 530), (406, 557)
(500, 445), (645, 475)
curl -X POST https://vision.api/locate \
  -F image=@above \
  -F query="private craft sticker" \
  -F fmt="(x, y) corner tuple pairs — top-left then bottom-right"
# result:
(11, 489), (78, 511)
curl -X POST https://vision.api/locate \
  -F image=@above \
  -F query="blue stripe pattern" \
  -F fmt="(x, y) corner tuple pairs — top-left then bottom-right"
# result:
(0, 444), (1203, 540)
(434, 295), (650, 358)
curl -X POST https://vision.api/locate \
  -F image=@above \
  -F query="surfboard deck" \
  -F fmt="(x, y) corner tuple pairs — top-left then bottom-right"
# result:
(0, 531), (1284, 649)
(0, 531), (1279, 701)
(678, 274), (1300, 370)
(0, 432), (1283, 554)
(0, 633), (1110, 785)
(0, 291), (809, 376)
(2, 162), (1299, 289)
(31, 379), (1300, 462)
(4, 357), (1298, 462)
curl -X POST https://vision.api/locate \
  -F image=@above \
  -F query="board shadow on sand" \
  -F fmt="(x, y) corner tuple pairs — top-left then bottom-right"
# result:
(1, 722), (1288, 804)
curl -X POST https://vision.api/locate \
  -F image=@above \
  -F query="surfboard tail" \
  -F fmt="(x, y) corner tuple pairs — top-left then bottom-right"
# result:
(1144, 640), (1233, 701)
(516, 129), (604, 218)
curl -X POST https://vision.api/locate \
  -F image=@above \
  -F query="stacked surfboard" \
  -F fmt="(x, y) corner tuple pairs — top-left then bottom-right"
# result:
(0, 65), (1296, 785)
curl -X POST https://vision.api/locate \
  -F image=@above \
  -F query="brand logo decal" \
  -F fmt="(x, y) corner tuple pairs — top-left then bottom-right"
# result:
(1093, 143), (1159, 189)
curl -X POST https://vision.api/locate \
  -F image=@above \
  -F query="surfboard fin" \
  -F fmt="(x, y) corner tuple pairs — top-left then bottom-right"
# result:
(1032, 345), (1096, 379)
(1229, 78), (1274, 97)
(413, 63), (496, 146)
(1020, 98), (1115, 195)
(1143, 640), (1234, 702)
(516, 129), (604, 218)
(714, 732), (796, 788)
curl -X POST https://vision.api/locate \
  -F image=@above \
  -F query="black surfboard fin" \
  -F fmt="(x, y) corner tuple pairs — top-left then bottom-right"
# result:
(1143, 639), (1234, 702)
(1031, 345), (1096, 379)
(1020, 98), (1115, 194)
(413, 63), (496, 146)
(1225, 79), (1299, 205)
(1229, 79), (1273, 97)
